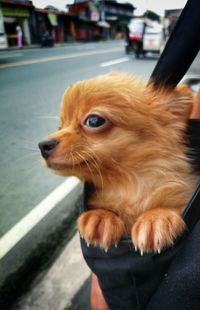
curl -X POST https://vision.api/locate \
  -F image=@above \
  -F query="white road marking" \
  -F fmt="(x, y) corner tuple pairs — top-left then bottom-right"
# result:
(100, 57), (129, 67)
(0, 177), (80, 259)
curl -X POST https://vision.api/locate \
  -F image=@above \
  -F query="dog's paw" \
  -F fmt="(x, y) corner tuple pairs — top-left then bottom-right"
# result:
(77, 209), (125, 251)
(131, 208), (186, 255)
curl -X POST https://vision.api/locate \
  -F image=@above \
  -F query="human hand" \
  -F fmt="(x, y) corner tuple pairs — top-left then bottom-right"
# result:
(91, 274), (109, 310)
(190, 88), (200, 119)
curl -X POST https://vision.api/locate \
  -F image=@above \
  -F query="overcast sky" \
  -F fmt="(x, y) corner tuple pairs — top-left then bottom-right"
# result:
(32, 0), (188, 16)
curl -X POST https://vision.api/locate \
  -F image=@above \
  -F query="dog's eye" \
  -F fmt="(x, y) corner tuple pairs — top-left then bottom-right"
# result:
(84, 114), (106, 128)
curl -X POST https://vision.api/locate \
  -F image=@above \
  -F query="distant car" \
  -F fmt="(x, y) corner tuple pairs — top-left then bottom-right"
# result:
(143, 23), (164, 54)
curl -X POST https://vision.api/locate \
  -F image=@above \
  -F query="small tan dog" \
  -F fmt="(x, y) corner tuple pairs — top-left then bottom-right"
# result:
(39, 72), (198, 254)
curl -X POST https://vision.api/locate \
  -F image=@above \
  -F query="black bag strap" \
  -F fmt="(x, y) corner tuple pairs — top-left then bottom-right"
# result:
(149, 0), (200, 230)
(150, 0), (200, 88)
(183, 183), (200, 230)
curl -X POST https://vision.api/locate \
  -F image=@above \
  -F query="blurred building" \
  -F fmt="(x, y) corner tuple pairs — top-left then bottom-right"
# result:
(34, 6), (67, 44)
(0, 0), (135, 47)
(164, 9), (182, 38)
(67, 0), (103, 41)
(100, 0), (135, 38)
(0, 0), (34, 46)
(68, 0), (135, 40)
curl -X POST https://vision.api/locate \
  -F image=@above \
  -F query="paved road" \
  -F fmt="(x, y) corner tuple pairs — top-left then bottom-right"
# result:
(0, 41), (159, 238)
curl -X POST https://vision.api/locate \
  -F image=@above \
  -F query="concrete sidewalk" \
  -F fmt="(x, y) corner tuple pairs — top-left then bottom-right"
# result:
(12, 233), (91, 310)
(0, 40), (122, 52)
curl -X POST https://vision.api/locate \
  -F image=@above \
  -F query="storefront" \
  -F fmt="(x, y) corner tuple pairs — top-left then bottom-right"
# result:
(1, 1), (33, 46)
(35, 8), (66, 44)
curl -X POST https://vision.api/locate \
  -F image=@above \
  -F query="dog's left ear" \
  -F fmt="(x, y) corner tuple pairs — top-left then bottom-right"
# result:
(163, 84), (193, 121)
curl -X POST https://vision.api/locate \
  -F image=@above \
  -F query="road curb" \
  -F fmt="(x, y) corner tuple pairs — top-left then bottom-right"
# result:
(13, 233), (91, 310)
(0, 183), (84, 309)
(0, 39), (123, 52)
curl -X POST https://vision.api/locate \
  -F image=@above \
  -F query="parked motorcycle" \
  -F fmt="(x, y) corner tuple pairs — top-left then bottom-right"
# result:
(41, 31), (54, 47)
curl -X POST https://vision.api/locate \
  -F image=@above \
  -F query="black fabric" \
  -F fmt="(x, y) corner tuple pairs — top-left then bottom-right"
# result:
(80, 228), (187, 310)
(187, 119), (200, 174)
(80, 137), (200, 309)
(147, 220), (200, 310)
(79, 0), (200, 308)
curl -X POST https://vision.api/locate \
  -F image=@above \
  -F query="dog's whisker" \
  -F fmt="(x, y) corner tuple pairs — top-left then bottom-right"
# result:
(15, 153), (40, 164)
(80, 150), (104, 191)
(23, 139), (38, 145)
(69, 151), (76, 169)
(85, 152), (103, 186)
(76, 152), (97, 186)
(21, 146), (39, 152)
(37, 115), (59, 120)
(85, 147), (102, 164)
(23, 136), (41, 142)
(85, 149), (104, 187)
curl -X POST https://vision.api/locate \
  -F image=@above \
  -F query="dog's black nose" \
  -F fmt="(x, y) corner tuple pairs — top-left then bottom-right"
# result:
(38, 139), (58, 159)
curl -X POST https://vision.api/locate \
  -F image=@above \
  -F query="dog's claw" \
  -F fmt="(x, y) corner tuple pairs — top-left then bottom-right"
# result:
(115, 243), (118, 248)
(140, 249), (144, 256)
(87, 242), (90, 247)
(105, 248), (108, 253)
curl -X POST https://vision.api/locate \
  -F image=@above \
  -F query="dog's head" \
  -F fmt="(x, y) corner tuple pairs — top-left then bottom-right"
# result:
(39, 72), (193, 184)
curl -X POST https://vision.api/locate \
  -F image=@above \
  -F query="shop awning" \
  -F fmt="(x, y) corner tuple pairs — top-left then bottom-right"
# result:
(2, 7), (30, 17)
(48, 13), (58, 26)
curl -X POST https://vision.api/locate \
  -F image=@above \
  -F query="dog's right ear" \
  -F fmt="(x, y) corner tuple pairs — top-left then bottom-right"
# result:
(151, 84), (193, 123)
(165, 85), (193, 121)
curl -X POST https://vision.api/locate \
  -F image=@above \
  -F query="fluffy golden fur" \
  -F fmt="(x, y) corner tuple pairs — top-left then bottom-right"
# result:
(42, 72), (199, 254)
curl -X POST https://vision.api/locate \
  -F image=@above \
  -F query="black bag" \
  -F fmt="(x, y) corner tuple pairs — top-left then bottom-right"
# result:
(80, 182), (200, 310)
